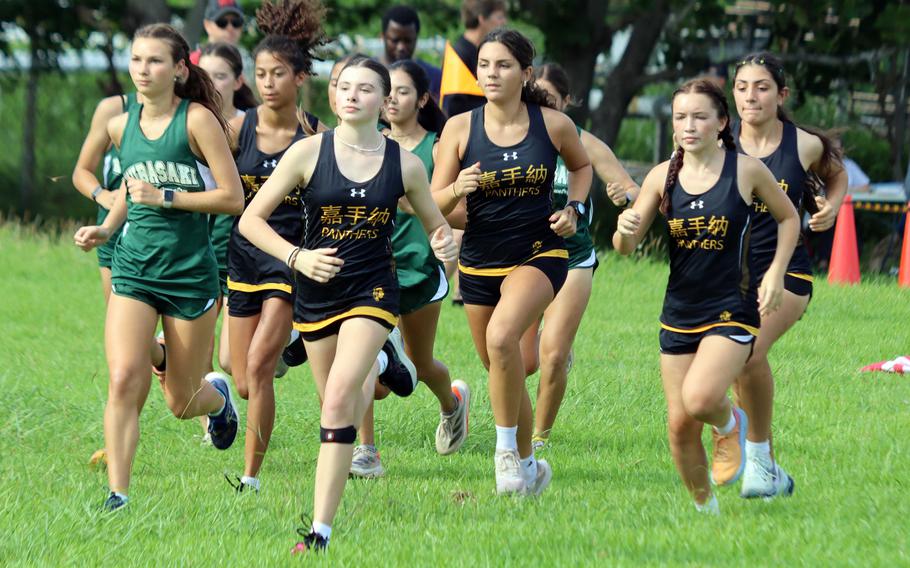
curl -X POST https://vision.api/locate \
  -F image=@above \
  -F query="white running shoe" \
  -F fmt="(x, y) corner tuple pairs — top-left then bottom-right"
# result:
(740, 456), (795, 500)
(525, 459), (553, 496)
(436, 380), (470, 455)
(350, 445), (385, 478)
(494, 449), (526, 495)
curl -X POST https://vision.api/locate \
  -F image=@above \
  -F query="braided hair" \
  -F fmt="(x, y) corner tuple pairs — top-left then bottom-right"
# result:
(661, 78), (736, 217)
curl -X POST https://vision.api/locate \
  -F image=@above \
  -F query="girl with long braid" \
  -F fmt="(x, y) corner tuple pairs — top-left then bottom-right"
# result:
(613, 78), (799, 513)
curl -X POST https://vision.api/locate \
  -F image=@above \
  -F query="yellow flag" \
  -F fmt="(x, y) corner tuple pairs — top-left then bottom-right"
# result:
(440, 40), (484, 106)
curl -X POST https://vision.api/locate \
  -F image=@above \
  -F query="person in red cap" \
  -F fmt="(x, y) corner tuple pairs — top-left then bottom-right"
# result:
(190, 0), (246, 65)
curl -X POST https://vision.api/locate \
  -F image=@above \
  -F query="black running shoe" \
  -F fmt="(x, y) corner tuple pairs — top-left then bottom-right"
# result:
(282, 332), (309, 367)
(292, 530), (328, 554)
(377, 327), (417, 397)
(102, 491), (127, 512)
(206, 373), (238, 450)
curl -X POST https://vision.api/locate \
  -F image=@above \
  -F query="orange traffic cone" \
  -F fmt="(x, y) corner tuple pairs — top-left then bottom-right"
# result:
(898, 203), (910, 288)
(828, 194), (861, 285)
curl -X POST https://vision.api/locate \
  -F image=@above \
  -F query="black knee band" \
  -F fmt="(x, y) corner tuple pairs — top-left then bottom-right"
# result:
(320, 425), (357, 444)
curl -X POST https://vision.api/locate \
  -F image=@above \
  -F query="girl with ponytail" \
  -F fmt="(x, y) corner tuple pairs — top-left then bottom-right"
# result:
(431, 28), (593, 496)
(73, 22), (245, 511)
(721, 52), (847, 498)
(222, 0), (329, 494)
(613, 78), (800, 514)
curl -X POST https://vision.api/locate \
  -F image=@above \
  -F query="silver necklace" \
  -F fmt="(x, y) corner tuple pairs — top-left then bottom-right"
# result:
(336, 133), (385, 153)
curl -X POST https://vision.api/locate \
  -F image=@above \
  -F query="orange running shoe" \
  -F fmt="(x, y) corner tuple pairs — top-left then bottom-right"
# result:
(711, 407), (748, 486)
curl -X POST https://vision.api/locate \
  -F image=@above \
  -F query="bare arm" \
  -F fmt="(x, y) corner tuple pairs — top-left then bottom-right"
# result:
(543, 108), (592, 237)
(798, 129), (847, 232)
(580, 129), (640, 205)
(612, 162), (666, 254)
(430, 114), (479, 218)
(72, 96), (124, 210)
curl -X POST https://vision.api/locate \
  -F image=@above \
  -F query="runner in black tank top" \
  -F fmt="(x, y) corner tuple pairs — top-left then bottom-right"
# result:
(614, 79), (799, 514)
(221, 6), (328, 495)
(733, 120), (814, 294)
(431, 30), (592, 497)
(726, 53), (847, 499)
(237, 57), (455, 550)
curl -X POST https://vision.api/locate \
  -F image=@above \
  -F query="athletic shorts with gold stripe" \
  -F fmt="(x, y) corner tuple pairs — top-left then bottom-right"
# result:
(293, 272), (399, 341)
(659, 320), (759, 355)
(458, 248), (569, 306)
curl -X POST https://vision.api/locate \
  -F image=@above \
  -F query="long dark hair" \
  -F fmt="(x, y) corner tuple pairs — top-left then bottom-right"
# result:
(389, 59), (447, 134)
(255, 0), (328, 134)
(734, 51), (843, 181)
(535, 62), (576, 109)
(198, 42), (258, 111)
(479, 29), (556, 110)
(134, 24), (228, 136)
(661, 78), (737, 217)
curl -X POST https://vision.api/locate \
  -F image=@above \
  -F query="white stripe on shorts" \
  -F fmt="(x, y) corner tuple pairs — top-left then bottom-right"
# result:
(429, 265), (449, 303)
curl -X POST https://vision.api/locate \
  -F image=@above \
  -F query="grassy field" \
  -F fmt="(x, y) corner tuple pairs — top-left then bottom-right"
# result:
(1, 222), (908, 566)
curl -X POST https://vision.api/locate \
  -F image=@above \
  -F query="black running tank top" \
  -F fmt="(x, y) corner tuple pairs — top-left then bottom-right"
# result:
(459, 103), (562, 268)
(298, 132), (403, 299)
(661, 152), (759, 332)
(733, 120), (808, 266)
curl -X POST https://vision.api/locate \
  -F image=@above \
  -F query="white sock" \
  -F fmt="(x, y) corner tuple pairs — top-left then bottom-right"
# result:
(520, 454), (537, 485)
(495, 425), (518, 451)
(312, 521), (332, 540)
(694, 494), (719, 515)
(377, 351), (389, 375)
(113, 491), (129, 503)
(240, 476), (260, 491)
(714, 410), (737, 436)
(745, 440), (772, 463)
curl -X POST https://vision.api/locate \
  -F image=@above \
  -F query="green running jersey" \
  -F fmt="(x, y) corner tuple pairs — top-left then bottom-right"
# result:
(392, 131), (443, 289)
(112, 98), (218, 299)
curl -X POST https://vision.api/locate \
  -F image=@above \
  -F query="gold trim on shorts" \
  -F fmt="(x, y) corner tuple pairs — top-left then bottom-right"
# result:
(227, 278), (292, 294)
(457, 249), (569, 277)
(660, 321), (760, 336)
(293, 306), (399, 332)
(786, 272), (814, 283)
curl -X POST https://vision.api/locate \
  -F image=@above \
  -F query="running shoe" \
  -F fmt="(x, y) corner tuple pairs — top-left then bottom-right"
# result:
(274, 356), (289, 379)
(102, 492), (127, 512)
(282, 330), (308, 367)
(525, 459), (553, 496)
(350, 445), (385, 478)
(740, 457), (795, 499)
(531, 435), (548, 452)
(436, 380), (470, 455)
(377, 327), (417, 397)
(205, 372), (238, 450)
(710, 407), (748, 486)
(292, 531), (328, 554)
(494, 448), (526, 495)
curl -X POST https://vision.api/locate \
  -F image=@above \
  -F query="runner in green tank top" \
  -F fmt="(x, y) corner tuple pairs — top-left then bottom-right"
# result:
(349, 61), (471, 480)
(530, 64), (640, 450)
(73, 23), (245, 512)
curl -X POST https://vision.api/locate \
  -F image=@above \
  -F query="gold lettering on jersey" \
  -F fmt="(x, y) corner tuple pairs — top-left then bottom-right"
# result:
(477, 163), (550, 198)
(317, 205), (393, 239)
(753, 178), (788, 214)
(241, 175), (302, 206)
(669, 215), (729, 250)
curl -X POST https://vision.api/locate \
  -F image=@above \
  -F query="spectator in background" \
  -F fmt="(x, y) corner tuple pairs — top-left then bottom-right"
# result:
(379, 5), (442, 101)
(190, 0), (247, 66)
(440, 0), (507, 117)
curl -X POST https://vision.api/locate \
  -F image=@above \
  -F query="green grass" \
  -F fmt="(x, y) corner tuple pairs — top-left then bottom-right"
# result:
(1, 222), (908, 566)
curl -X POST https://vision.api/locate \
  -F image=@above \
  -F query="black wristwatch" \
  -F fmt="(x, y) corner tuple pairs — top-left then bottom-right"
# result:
(162, 188), (175, 209)
(567, 200), (586, 217)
